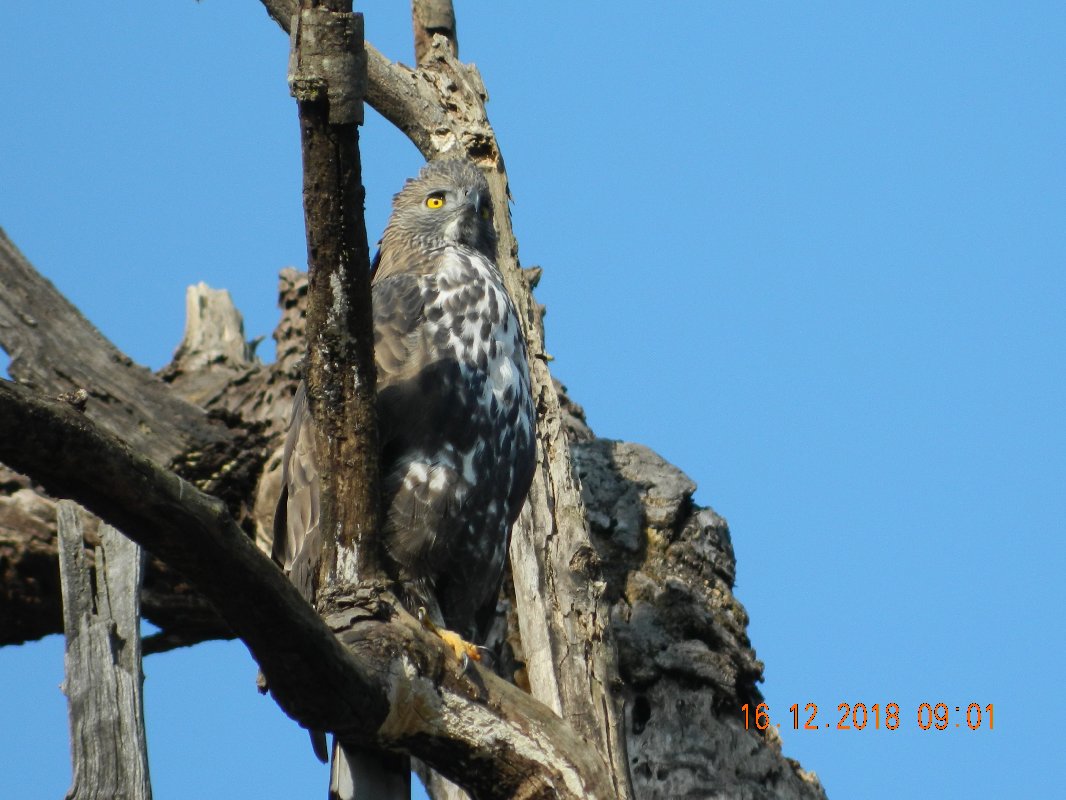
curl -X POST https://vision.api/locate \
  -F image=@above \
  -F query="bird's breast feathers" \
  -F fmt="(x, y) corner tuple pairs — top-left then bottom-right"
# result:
(420, 247), (532, 436)
(374, 243), (535, 614)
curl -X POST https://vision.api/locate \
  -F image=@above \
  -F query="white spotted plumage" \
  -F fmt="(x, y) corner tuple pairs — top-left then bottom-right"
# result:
(274, 161), (535, 796)
(275, 159), (535, 647)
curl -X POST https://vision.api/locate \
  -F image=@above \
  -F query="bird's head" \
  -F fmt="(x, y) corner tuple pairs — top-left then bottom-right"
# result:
(384, 158), (497, 261)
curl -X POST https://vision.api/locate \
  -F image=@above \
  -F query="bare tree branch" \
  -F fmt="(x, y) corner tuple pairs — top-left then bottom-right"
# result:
(287, 8), (398, 793)
(0, 267), (315, 652)
(0, 228), (274, 652)
(412, 0), (458, 63)
(0, 379), (614, 799)
(260, 0), (456, 158)
(166, 283), (257, 407)
(288, 0), (381, 588)
(0, 226), (272, 574)
(0, 228), (230, 466)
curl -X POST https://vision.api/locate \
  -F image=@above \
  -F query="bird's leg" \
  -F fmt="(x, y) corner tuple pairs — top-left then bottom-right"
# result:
(417, 607), (481, 666)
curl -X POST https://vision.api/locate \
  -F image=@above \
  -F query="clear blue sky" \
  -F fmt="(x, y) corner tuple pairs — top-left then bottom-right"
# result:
(2, 2), (1064, 798)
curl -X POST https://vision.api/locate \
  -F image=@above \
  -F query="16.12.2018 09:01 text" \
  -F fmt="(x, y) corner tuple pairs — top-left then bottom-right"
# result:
(741, 702), (994, 732)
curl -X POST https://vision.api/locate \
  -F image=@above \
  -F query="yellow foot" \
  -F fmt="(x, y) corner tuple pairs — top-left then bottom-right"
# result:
(417, 607), (482, 664)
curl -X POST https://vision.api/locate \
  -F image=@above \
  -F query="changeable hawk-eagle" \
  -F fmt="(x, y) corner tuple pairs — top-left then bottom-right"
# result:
(273, 158), (536, 798)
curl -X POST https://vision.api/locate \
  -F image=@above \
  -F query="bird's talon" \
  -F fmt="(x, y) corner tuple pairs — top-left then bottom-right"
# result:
(416, 608), (479, 664)
(437, 628), (482, 665)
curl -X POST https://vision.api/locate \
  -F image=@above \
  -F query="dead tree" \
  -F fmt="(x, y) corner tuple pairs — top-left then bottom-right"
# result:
(0, 2), (827, 798)
(57, 502), (151, 800)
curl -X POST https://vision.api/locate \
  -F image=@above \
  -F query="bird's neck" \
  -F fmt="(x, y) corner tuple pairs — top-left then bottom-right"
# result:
(374, 228), (496, 282)
(373, 229), (439, 281)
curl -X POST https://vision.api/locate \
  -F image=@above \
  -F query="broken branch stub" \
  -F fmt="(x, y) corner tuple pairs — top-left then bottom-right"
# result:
(287, 6), (366, 125)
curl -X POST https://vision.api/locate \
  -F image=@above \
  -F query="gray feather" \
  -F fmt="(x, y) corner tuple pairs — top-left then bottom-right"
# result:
(274, 159), (536, 797)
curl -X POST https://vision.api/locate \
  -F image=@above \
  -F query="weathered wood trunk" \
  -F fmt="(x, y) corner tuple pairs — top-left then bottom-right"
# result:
(57, 502), (152, 800)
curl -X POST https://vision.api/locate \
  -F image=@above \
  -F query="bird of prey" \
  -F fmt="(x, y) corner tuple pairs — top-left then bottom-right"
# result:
(273, 158), (536, 799)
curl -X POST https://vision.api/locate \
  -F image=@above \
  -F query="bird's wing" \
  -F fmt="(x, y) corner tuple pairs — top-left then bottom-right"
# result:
(370, 270), (429, 384)
(272, 383), (320, 603)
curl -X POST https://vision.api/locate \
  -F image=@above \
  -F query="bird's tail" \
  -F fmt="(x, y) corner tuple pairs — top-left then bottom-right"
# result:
(329, 739), (410, 800)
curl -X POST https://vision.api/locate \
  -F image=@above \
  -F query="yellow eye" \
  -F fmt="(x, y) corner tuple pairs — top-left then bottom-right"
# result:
(426, 194), (445, 209)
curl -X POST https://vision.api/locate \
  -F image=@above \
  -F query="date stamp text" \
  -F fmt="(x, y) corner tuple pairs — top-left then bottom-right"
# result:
(741, 702), (994, 732)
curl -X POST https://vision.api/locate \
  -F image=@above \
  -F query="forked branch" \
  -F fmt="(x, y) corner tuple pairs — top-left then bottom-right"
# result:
(0, 379), (612, 799)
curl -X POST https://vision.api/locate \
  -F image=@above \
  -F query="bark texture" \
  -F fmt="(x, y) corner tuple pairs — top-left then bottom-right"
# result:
(0, 229), (231, 466)
(570, 435), (827, 800)
(289, 0), (381, 593)
(1, 272), (304, 655)
(412, 0), (458, 63)
(58, 502), (152, 800)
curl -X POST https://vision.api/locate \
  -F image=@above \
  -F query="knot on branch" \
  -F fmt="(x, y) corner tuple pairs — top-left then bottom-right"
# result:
(287, 7), (367, 125)
(57, 388), (89, 412)
(317, 579), (396, 632)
